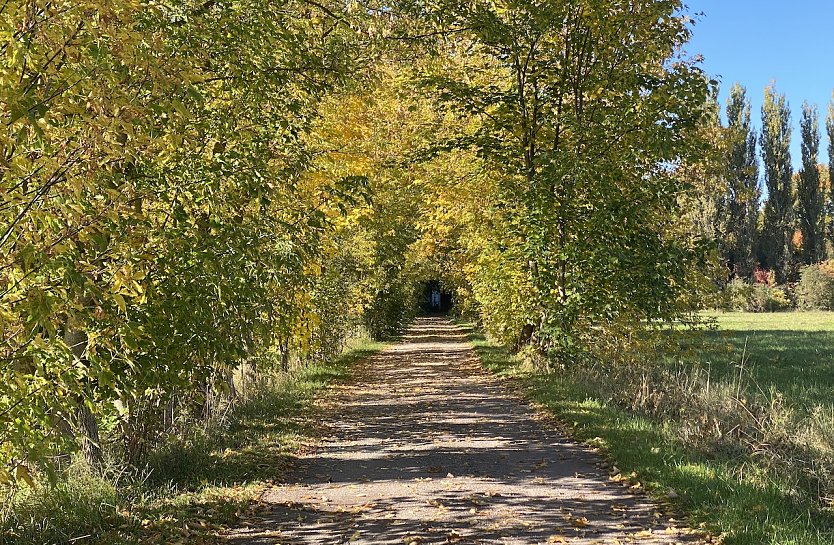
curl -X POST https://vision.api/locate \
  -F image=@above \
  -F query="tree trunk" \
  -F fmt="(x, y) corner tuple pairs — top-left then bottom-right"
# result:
(239, 360), (258, 399)
(279, 338), (290, 373)
(203, 378), (215, 420)
(163, 398), (175, 431)
(64, 328), (103, 469)
(76, 402), (103, 469)
(226, 368), (237, 399)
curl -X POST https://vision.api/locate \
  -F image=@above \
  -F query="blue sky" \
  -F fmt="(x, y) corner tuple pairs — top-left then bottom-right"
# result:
(684, 1), (834, 168)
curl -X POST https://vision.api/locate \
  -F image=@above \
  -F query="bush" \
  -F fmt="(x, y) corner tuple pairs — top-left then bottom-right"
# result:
(363, 282), (417, 340)
(724, 277), (791, 312)
(753, 267), (775, 286)
(796, 262), (834, 311)
(726, 277), (753, 310)
(749, 283), (791, 312)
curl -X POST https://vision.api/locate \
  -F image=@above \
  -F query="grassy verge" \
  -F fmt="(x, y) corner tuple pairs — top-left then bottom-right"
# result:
(458, 321), (834, 545)
(1, 340), (385, 545)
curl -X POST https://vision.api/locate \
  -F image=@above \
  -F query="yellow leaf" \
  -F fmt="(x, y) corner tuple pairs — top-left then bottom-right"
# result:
(547, 536), (568, 543)
(113, 293), (126, 312)
(15, 465), (35, 487)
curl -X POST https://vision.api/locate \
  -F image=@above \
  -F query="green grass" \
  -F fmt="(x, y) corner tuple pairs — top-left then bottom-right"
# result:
(1, 340), (385, 545)
(458, 320), (834, 545)
(694, 311), (834, 409)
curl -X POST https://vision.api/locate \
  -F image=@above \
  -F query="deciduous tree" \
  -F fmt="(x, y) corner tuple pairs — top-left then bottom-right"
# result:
(418, 0), (710, 356)
(0, 0), (377, 477)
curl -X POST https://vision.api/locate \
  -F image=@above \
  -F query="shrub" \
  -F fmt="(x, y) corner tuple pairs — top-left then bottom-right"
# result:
(363, 282), (418, 340)
(749, 283), (791, 312)
(796, 262), (834, 311)
(753, 267), (776, 286)
(724, 278), (791, 312)
(726, 277), (753, 310)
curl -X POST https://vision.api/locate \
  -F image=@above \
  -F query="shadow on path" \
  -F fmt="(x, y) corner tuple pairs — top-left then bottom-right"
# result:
(225, 318), (699, 544)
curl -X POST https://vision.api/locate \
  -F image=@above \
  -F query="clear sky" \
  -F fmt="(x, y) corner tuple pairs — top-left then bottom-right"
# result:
(684, 1), (834, 168)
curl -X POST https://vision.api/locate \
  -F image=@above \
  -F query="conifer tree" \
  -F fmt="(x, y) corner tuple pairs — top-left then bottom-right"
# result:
(724, 84), (759, 278)
(797, 102), (825, 264)
(760, 85), (794, 282)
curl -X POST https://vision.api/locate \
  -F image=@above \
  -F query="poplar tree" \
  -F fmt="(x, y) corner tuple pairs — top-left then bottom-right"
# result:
(826, 100), (834, 256)
(797, 102), (825, 264)
(760, 85), (794, 282)
(724, 84), (759, 278)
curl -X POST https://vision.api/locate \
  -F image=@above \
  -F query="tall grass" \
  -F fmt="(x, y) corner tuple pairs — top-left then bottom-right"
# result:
(1, 462), (120, 544)
(460, 318), (834, 545)
(0, 339), (384, 545)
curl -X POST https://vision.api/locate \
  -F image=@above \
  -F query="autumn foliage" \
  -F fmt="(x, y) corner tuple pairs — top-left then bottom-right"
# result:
(1, 0), (712, 486)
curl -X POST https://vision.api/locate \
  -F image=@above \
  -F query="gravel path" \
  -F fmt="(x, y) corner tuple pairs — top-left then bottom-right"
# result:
(226, 317), (699, 544)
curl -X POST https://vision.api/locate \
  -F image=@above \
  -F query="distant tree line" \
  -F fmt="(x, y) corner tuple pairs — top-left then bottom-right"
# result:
(715, 83), (834, 284)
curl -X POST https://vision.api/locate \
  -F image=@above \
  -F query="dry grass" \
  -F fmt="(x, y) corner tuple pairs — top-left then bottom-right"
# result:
(461, 315), (834, 545)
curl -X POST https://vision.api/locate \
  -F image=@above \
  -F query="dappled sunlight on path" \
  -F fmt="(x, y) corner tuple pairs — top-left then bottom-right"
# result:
(225, 318), (698, 544)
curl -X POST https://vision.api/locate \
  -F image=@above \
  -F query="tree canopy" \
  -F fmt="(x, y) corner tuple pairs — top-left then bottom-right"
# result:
(1, 0), (713, 481)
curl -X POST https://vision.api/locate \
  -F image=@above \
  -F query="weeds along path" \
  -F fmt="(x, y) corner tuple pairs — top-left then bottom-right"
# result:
(225, 317), (699, 544)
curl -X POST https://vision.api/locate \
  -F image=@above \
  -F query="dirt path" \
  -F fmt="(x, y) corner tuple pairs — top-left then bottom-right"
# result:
(226, 318), (698, 544)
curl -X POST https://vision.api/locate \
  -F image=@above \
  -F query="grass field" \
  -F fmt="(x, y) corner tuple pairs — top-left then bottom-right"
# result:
(695, 311), (834, 409)
(461, 313), (834, 545)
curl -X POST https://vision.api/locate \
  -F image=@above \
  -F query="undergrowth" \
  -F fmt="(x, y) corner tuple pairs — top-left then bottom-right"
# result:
(459, 320), (834, 545)
(0, 339), (384, 545)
